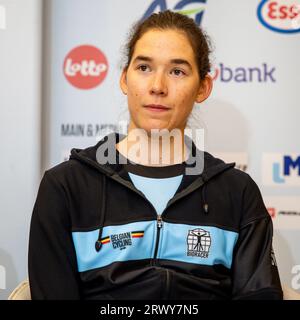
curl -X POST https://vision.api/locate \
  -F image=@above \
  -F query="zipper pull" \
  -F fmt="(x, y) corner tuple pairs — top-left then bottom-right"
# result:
(157, 214), (163, 228)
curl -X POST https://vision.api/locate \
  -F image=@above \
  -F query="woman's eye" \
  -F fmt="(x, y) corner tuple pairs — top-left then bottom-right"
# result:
(172, 69), (185, 76)
(138, 65), (150, 72)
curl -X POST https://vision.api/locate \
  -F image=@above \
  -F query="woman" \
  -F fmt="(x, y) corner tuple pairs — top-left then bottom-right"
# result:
(28, 10), (283, 300)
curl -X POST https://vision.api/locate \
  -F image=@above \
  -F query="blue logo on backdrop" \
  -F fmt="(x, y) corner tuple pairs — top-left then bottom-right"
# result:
(142, 0), (207, 25)
(273, 155), (300, 183)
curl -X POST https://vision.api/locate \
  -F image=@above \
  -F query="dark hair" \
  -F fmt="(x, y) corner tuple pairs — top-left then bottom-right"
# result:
(123, 10), (212, 80)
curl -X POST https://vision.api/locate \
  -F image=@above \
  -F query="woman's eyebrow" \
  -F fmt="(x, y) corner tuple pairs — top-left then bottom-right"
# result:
(170, 58), (192, 70)
(133, 55), (152, 63)
(133, 55), (192, 70)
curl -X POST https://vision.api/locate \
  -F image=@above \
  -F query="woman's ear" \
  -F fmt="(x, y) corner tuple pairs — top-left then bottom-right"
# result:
(195, 74), (213, 104)
(120, 68), (128, 95)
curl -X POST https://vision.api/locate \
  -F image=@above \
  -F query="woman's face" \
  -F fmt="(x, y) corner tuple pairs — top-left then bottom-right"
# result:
(120, 28), (212, 134)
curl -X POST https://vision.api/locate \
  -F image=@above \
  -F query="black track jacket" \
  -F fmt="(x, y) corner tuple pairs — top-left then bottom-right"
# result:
(28, 132), (283, 300)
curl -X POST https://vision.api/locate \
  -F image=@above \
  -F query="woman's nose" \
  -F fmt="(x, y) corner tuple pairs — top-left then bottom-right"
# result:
(150, 72), (168, 96)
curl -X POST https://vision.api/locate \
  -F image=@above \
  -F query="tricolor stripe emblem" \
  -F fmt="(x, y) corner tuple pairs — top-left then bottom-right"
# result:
(131, 231), (144, 238)
(100, 236), (110, 244)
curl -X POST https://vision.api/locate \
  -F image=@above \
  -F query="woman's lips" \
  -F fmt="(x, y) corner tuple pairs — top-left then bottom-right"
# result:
(144, 104), (170, 112)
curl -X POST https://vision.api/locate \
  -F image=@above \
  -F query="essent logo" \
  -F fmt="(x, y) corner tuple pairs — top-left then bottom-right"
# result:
(63, 45), (108, 90)
(257, 0), (300, 33)
(142, 0), (206, 26)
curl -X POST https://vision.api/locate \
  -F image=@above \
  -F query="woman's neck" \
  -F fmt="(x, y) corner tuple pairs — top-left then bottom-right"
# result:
(116, 128), (189, 166)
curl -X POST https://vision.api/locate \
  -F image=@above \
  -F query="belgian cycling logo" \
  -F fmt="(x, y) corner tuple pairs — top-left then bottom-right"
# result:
(187, 228), (211, 258)
(99, 231), (144, 251)
(63, 45), (108, 89)
(257, 0), (300, 34)
(142, 0), (206, 26)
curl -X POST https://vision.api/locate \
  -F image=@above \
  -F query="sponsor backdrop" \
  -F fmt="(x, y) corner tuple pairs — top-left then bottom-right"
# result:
(0, 0), (300, 298)
(0, 0), (42, 299)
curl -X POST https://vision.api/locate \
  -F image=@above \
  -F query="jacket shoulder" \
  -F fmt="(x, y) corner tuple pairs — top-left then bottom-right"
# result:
(45, 159), (82, 175)
(226, 168), (269, 224)
(43, 158), (94, 186)
(226, 166), (250, 182)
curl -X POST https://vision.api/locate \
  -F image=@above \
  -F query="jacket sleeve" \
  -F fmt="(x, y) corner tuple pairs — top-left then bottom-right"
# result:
(28, 170), (81, 299)
(231, 174), (283, 300)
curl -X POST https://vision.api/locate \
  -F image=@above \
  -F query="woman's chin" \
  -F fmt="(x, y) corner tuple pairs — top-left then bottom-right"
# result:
(139, 121), (173, 134)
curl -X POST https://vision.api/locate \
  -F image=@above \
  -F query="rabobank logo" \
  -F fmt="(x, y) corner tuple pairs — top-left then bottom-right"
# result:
(257, 0), (300, 34)
(262, 153), (300, 186)
(142, 0), (207, 25)
(211, 63), (276, 83)
(63, 45), (108, 90)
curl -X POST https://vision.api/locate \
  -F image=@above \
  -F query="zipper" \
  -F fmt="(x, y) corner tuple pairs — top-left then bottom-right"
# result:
(152, 214), (163, 265)
(153, 216), (171, 299)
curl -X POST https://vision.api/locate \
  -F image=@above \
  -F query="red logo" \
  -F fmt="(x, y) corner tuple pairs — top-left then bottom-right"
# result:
(267, 207), (276, 218)
(63, 45), (108, 89)
(267, 1), (299, 20)
(257, 0), (300, 33)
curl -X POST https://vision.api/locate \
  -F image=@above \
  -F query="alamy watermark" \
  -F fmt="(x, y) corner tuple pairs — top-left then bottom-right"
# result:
(96, 127), (205, 176)
(291, 264), (300, 290)
(0, 265), (6, 290)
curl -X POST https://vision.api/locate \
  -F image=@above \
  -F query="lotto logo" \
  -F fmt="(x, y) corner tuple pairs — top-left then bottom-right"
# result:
(63, 45), (108, 89)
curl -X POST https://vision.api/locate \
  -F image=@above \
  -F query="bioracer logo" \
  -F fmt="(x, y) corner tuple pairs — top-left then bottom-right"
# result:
(187, 228), (211, 258)
(63, 45), (108, 89)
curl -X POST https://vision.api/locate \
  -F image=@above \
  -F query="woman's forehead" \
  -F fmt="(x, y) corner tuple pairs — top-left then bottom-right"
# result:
(132, 29), (195, 63)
